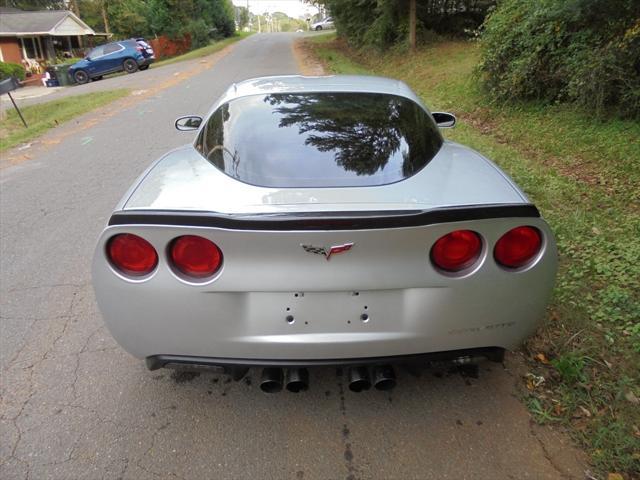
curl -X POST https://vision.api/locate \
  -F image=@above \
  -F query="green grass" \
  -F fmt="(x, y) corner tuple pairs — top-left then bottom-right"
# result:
(306, 34), (640, 477)
(0, 89), (130, 152)
(153, 32), (253, 68)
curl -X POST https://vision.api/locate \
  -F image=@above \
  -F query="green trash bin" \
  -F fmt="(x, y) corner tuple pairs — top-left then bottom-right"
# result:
(51, 64), (73, 86)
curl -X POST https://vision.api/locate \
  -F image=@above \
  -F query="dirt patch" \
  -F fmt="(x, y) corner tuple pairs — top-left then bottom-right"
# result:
(292, 39), (326, 76)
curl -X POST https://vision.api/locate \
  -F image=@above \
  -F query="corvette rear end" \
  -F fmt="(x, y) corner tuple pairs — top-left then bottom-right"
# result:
(92, 75), (557, 392)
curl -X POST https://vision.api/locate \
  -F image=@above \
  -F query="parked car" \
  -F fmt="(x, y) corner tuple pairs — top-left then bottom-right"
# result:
(68, 38), (154, 84)
(311, 17), (334, 31)
(92, 75), (557, 393)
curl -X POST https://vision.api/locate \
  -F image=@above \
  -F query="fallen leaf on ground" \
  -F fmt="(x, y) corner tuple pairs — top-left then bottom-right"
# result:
(607, 473), (623, 480)
(535, 353), (550, 364)
(624, 391), (639, 404)
(579, 406), (592, 418)
(525, 373), (545, 390)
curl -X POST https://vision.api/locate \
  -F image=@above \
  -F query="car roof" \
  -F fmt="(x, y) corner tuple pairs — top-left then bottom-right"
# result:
(213, 75), (427, 113)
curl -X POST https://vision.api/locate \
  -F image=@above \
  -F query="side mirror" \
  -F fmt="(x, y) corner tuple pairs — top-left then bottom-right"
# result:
(432, 112), (456, 128)
(175, 115), (202, 131)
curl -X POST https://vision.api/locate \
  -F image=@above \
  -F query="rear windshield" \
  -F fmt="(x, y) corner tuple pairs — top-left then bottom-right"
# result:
(195, 92), (443, 188)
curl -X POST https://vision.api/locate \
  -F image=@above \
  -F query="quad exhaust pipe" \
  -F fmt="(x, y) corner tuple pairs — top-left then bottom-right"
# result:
(259, 365), (397, 393)
(259, 367), (284, 393)
(260, 368), (309, 393)
(348, 365), (396, 392)
(285, 368), (309, 393)
(348, 366), (371, 392)
(371, 365), (396, 391)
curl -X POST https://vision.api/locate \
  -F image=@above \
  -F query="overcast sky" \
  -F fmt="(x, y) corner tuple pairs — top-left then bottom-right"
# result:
(231, 0), (319, 18)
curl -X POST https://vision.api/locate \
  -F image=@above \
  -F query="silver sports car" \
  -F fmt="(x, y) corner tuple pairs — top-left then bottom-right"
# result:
(92, 75), (557, 393)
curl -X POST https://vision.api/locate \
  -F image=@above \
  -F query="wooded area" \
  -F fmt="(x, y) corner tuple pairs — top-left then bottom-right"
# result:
(313, 0), (640, 118)
(4, 0), (237, 48)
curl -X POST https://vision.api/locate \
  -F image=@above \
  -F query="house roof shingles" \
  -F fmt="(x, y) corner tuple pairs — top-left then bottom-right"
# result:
(0, 10), (93, 36)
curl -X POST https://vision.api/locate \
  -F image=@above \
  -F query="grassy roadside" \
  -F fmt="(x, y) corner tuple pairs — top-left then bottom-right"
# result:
(0, 89), (129, 152)
(152, 32), (253, 68)
(304, 34), (640, 477)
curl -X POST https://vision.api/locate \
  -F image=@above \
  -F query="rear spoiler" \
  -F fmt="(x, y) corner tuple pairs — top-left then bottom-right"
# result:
(108, 204), (539, 231)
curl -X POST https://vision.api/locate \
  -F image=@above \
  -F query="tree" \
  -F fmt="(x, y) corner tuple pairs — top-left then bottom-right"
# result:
(107, 0), (149, 38)
(3, 0), (65, 9)
(237, 6), (249, 30)
(101, 0), (110, 33)
(75, 0), (101, 30)
(409, 0), (416, 51)
(310, 0), (494, 48)
(75, 0), (236, 44)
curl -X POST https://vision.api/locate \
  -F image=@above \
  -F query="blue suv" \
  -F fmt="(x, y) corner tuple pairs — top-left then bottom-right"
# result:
(69, 38), (155, 84)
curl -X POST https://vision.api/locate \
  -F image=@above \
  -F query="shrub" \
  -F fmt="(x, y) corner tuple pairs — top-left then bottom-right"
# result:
(0, 61), (26, 81)
(186, 19), (210, 49)
(478, 0), (640, 118)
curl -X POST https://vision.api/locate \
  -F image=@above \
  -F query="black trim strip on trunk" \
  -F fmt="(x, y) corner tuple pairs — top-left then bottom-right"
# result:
(145, 347), (505, 370)
(109, 204), (540, 230)
(108, 204), (539, 231)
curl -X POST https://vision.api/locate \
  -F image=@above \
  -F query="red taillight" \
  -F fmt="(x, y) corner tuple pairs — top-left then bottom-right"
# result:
(107, 233), (158, 276)
(494, 226), (542, 268)
(170, 235), (223, 279)
(430, 230), (482, 272)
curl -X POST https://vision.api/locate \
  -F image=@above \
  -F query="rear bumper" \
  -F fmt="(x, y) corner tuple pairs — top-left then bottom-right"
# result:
(93, 215), (557, 362)
(146, 347), (505, 371)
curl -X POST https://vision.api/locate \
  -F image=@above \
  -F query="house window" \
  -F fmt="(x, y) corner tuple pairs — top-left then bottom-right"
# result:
(22, 37), (43, 59)
(23, 38), (36, 58)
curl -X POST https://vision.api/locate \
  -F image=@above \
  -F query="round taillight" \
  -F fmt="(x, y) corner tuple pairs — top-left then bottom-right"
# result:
(107, 233), (158, 277)
(494, 226), (542, 268)
(430, 230), (482, 272)
(170, 235), (223, 279)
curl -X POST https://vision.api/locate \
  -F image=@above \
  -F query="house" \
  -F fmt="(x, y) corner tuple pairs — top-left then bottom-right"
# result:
(0, 7), (96, 71)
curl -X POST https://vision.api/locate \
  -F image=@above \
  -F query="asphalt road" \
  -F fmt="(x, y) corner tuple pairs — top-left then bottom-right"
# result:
(1, 33), (586, 480)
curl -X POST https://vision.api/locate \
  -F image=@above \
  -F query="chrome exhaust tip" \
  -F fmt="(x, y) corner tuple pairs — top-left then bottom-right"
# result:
(260, 368), (283, 393)
(348, 366), (371, 392)
(285, 368), (309, 393)
(372, 365), (396, 391)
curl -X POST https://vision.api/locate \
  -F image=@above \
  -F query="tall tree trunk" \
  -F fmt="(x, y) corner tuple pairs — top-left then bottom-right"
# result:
(409, 0), (416, 51)
(102, 1), (110, 34)
(68, 0), (79, 16)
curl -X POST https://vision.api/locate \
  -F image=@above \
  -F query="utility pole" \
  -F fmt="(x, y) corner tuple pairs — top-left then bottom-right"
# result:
(409, 0), (416, 51)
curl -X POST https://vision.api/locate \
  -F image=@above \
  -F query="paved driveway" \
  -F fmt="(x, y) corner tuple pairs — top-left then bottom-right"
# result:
(0, 33), (586, 480)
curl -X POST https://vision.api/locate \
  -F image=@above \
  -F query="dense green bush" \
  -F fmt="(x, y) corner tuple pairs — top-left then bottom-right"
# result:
(186, 19), (210, 49)
(0, 61), (26, 81)
(78, 0), (235, 42)
(479, 0), (640, 117)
